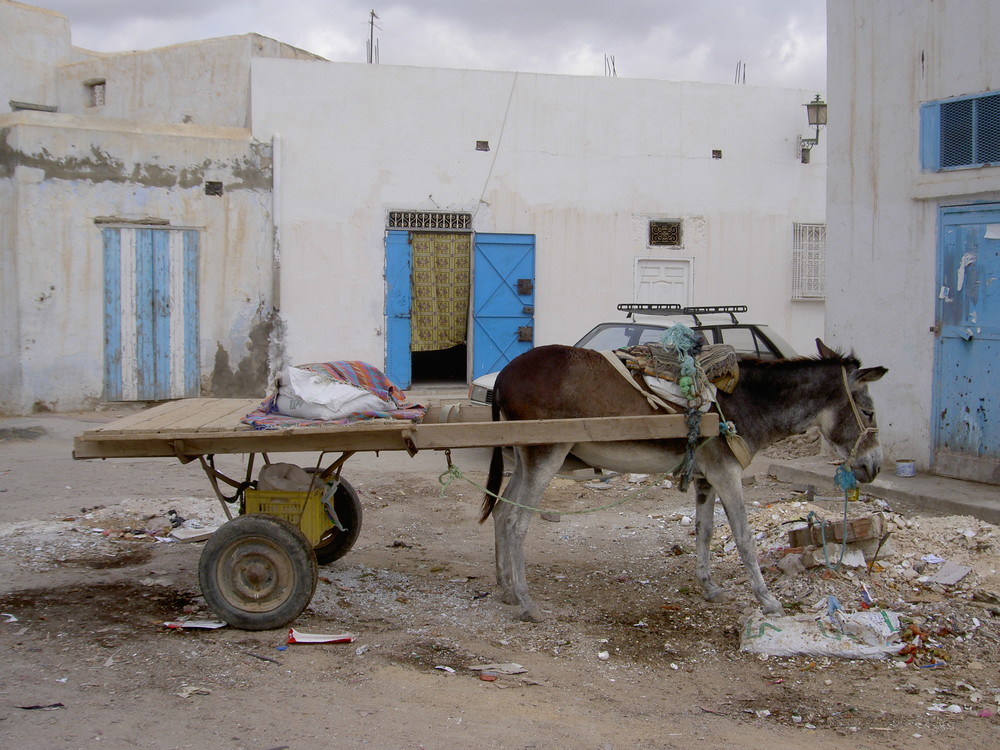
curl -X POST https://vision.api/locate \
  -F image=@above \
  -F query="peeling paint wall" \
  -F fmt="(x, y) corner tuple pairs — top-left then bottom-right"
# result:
(0, 113), (275, 414)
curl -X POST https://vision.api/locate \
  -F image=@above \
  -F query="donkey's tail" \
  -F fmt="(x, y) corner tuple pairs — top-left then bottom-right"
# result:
(479, 393), (505, 523)
(479, 447), (505, 523)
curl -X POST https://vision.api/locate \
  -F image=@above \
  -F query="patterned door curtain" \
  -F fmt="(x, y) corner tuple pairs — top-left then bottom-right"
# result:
(410, 233), (471, 352)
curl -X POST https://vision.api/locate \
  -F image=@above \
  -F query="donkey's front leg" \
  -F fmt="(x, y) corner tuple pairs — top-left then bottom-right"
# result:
(702, 461), (783, 615)
(693, 477), (726, 604)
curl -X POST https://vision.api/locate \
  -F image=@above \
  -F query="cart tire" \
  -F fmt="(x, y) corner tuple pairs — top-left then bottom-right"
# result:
(314, 478), (363, 566)
(199, 513), (317, 631)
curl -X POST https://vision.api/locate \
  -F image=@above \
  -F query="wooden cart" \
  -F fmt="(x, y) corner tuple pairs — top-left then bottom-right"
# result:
(74, 399), (717, 630)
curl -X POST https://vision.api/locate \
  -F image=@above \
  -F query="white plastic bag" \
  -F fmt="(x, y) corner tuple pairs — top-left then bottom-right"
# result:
(276, 366), (392, 420)
(740, 609), (902, 659)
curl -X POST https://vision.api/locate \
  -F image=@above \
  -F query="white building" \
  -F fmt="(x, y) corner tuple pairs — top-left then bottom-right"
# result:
(2, 0), (827, 414)
(827, 0), (1000, 485)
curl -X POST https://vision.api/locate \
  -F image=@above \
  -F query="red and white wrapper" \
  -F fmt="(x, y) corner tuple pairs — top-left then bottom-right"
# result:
(286, 628), (356, 644)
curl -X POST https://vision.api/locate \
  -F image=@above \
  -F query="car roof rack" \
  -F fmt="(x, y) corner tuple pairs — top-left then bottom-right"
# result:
(617, 304), (748, 325)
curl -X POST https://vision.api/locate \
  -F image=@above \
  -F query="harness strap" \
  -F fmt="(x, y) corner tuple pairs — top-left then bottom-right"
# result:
(841, 366), (878, 462)
(599, 350), (678, 412)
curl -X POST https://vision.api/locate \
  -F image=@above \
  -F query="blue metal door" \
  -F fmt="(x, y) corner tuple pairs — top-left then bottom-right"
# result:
(933, 204), (1000, 482)
(103, 227), (199, 401)
(384, 230), (413, 388)
(472, 234), (535, 378)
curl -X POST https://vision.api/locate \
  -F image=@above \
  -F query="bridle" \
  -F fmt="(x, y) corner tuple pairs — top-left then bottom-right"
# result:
(840, 366), (878, 465)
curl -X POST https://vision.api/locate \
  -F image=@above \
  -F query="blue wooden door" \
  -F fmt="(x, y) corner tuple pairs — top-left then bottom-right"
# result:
(384, 230), (413, 388)
(933, 204), (1000, 482)
(103, 227), (199, 401)
(472, 234), (535, 378)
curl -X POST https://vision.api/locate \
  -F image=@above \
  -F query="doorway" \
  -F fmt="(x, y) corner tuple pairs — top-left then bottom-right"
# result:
(933, 203), (1000, 483)
(384, 230), (536, 388)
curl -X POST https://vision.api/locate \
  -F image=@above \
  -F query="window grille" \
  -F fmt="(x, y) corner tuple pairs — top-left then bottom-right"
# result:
(921, 92), (1000, 170)
(86, 80), (106, 108)
(387, 211), (471, 231)
(791, 223), (826, 300)
(649, 220), (681, 246)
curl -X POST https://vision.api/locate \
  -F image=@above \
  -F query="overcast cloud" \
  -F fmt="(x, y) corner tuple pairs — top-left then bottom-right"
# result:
(40, 0), (826, 91)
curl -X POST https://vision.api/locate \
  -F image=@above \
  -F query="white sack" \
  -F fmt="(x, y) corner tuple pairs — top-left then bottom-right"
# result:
(276, 366), (393, 420)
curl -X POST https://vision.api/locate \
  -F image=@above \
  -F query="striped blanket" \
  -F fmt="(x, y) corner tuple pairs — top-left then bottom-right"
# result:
(242, 361), (426, 429)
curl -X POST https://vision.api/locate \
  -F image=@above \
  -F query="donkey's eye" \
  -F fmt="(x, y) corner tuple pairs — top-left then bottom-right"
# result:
(862, 410), (874, 421)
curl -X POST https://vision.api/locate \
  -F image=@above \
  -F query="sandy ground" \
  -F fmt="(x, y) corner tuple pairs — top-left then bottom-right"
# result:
(0, 410), (998, 750)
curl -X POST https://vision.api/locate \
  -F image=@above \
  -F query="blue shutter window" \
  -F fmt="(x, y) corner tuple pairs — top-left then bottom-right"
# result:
(923, 92), (1000, 171)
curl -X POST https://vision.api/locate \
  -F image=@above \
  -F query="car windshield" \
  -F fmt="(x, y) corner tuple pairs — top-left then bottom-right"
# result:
(574, 322), (796, 359)
(574, 324), (668, 350)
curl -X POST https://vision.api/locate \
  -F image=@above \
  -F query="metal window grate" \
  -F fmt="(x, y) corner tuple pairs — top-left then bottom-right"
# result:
(791, 223), (826, 300)
(387, 211), (472, 231)
(87, 80), (106, 108)
(649, 221), (681, 246)
(939, 93), (1000, 168)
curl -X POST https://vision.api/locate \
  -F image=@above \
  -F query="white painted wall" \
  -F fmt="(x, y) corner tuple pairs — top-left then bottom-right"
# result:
(827, 0), (1000, 468)
(251, 60), (827, 369)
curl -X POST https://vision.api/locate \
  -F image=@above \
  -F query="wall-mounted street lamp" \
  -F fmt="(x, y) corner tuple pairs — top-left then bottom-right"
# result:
(798, 94), (828, 163)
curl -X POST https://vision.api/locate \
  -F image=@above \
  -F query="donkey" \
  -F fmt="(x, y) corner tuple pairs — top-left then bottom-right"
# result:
(481, 340), (887, 622)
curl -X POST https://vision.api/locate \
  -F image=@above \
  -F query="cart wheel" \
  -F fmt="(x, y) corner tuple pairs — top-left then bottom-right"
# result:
(314, 478), (363, 566)
(199, 513), (318, 631)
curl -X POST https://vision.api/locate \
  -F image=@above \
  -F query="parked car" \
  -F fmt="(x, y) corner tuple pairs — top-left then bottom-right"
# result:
(468, 304), (798, 406)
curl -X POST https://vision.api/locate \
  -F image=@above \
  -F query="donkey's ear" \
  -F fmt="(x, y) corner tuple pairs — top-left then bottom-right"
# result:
(815, 339), (839, 359)
(855, 366), (888, 383)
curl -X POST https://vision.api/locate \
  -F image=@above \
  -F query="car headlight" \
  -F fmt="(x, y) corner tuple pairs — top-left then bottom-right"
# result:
(468, 384), (491, 404)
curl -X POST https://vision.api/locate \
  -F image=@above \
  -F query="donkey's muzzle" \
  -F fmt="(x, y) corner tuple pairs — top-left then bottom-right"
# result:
(851, 458), (880, 484)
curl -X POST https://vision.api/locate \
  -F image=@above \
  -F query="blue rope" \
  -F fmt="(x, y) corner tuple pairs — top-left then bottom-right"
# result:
(834, 463), (858, 492)
(661, 324), (705, 491)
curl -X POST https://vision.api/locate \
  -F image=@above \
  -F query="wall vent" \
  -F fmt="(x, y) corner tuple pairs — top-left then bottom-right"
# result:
(648, 220), (682, 246)
(387, 211), (472, 231)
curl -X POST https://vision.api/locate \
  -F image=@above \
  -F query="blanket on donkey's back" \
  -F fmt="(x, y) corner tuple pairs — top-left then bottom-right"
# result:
(241, 361), (426, 429)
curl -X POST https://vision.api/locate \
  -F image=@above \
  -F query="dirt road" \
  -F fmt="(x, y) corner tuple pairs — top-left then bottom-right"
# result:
(0, 411), (997, 749)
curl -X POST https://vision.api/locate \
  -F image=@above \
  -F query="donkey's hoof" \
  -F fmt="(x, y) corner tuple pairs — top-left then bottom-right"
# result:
(762, 598), (784, 616)
(519, 606), (545, 623)
(702, 587), (727, 604)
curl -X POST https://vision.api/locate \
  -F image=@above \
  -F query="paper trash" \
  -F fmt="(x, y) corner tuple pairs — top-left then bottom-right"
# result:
(287, 628), (356, 644)
(163, 620), (227, 629)
(466, 662), (527, 674)
(740, 608), (902, 659)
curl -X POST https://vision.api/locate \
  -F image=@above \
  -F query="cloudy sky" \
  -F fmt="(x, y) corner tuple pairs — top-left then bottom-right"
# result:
(41, 0), (827, 91)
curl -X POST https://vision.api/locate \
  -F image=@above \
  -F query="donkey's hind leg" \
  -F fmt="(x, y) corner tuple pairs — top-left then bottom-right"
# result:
(492, 443), (571, 622)
(694, 478), (726, 603)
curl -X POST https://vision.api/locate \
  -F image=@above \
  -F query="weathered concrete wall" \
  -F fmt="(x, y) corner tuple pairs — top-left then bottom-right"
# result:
(827, 0), (1000, 467)
(0, 0), (73, 109)
(251, 60), (826, 368)
(0, 112), (275, 413)
(55, 35), (324, 128)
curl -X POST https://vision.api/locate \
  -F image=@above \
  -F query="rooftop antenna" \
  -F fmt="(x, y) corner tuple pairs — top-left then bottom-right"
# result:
(604, 54), (617, 77)
(734, 60), (746, 84)
(367, 9), (381, 64)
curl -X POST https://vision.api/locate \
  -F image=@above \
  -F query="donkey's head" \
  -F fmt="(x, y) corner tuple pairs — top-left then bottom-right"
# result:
(814, 339), (888, 483)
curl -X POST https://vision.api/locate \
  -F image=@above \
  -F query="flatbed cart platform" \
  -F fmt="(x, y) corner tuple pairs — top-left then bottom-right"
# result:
(74, 398), (718, 630)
